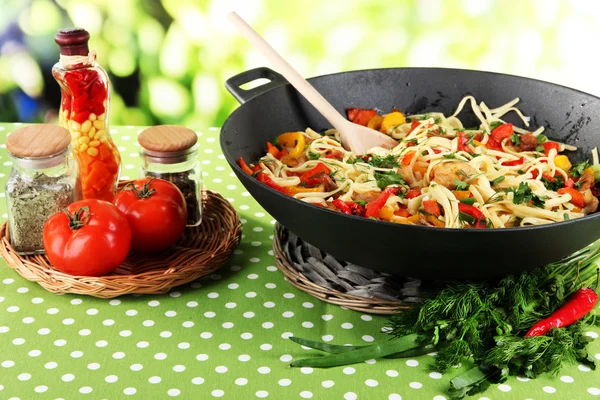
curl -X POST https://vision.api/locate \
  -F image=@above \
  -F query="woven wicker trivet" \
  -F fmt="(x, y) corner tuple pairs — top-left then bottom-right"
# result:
(274, 223), (444, 314)
(0, 189), (241, 298)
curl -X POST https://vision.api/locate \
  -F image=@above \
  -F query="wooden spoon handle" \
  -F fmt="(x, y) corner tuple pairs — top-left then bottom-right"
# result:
(227, 12), (347, 129)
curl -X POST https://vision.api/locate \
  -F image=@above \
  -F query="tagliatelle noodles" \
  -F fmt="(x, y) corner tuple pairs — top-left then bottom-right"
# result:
(255, 96), (597, 228)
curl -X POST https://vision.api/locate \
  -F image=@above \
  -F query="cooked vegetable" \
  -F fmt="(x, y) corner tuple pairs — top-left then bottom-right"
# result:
(380, 111), (406, 133)
(365, 187), (399, 218)
(112, 178), (187, 253)
(347, 108), (377, 126)
(557, 187), (585, 208)
(277, 131), (306, 158)
(554, 155), (572, 172)
(43, 200), (132, 276)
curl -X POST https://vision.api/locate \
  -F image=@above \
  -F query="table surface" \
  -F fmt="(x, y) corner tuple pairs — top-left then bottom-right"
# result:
(0, 122), (599, 400)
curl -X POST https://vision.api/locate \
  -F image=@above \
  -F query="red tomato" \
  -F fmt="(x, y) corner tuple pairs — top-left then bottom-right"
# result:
(113, 178), (187, 253)
(43, 200), (132, 276)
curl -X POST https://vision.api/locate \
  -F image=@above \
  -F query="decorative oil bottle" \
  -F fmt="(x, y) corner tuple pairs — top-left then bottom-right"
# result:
(51, 27), (121, 202)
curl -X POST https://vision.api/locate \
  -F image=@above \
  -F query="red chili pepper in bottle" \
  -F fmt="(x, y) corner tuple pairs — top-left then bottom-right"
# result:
(525, 279), (599, 337)
(52, 28), (121, 202)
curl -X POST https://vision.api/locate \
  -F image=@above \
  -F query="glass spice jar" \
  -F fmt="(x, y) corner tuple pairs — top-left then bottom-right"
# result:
(51, 27), (121, 202)
(138, 125), (203, 227)
(5, 125), (82, 255)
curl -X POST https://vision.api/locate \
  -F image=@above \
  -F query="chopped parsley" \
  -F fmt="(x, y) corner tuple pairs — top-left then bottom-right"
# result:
(443, 153), (457, 159)
(541, 175), (565, 191)
(374, 172), (406, 190)
(458, 212), (476, 225)
(355, 200), (368, 207)
(251, 169), (263, 178)
(570, 160), (590, 178)
(454, 179), (468, 190)
(416, 114), (431, 121)
(368, 154), (400, 169)
(503, 182), (547, 208)
(491, 175), (505, 185)
(564, 213), (570, 221)
(438, 126), (446, 135)
(511, 134), (521, 145)
(536, 145), (545, 153)
(308, 152), (320, 160)
(490, 121), (503, 130)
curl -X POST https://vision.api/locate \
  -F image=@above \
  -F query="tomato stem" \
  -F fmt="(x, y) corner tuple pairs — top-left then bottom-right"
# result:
(125, 179), (156, 199)
(63, 206), (91, 231)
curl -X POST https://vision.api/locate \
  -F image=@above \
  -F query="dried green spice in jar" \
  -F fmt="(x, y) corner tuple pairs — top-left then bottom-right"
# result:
(4, 125), (81, 255)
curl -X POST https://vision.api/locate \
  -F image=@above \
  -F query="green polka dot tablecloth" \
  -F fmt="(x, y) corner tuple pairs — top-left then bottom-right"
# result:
(0, 122), (599, 400)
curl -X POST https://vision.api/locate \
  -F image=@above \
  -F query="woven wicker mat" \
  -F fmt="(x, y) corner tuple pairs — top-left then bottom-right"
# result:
(274, 223), (446, 315)
(0, 190), (242, 298)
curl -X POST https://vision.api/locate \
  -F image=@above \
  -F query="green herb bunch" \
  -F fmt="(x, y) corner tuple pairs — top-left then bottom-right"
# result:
(388, 241), (600, 398)
(289, 240), (600, 399)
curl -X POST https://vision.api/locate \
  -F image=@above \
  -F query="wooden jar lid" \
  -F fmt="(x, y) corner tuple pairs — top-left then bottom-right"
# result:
(138, 125), (198, 153)
(6, 125), (71, 158)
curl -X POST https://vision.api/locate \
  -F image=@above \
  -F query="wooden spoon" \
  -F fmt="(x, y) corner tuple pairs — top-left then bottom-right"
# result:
(227, 12), (399, 155)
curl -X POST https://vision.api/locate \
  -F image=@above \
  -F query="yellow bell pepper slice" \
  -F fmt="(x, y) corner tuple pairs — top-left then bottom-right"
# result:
(381, 111), (406, 133)
(554, 155), (572, 172)
(277, 132), (306, 159)
(367, 115), (384, 131)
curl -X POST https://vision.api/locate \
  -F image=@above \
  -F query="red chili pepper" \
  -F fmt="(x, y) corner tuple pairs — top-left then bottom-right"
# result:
(457, 132), (472, 154)
(422, 200), (441, 217)
(490, 123), (514, 142)
(542, 142), (560, 156)
(332, 199), (353, 215)
(525, 287), (598, 337)
(299, 163), (330, 184)
(406, 189), (422, 199)
(347, 108), (378, 126)
(501, 158), (525, 166)
(458, 202), (487, 228)
(365, 187), (400, 218)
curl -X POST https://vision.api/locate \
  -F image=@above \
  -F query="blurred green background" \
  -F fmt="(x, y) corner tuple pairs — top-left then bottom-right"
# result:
(1, 0), (600, 127)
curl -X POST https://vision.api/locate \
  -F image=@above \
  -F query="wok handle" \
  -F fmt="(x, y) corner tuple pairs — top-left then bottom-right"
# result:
(225, 67), (287, 104)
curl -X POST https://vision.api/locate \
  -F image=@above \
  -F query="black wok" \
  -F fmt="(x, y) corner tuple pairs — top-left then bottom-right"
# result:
(220, 66), (600, 280)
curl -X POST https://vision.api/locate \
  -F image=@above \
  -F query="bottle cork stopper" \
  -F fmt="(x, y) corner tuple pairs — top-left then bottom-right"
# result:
(55, 27), (90, 56)
(6, 125), (72, 158)
(138, 125), (198, 153)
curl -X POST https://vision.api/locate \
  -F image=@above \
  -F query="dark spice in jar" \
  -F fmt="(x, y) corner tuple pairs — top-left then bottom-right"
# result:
(147, 170), (201, 226)
(6, 173), (76, 253)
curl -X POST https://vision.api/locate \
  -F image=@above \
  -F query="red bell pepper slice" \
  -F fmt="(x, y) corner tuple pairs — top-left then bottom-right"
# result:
(409, 120), (421, 133)
(365, 187), (400, 218)
(422, 200), (441, 217)
(529, 169), (539, 179)
(458, 202), (487, 228)
(238, 157), (254, 175)
(542, 142), (559, 156)
(347, 108), (378, 126)
(490, 123), (514, 142)
(394, 207), (410, 217)
(332, 199), (353, 215)
(406, 189), (422, 199)
(457, 131), (472, 154)
(256, 172), (290, 195)
(485, 138), (503, 151)
(348, 202), (366, 216)
(299, 163), (330, 184)
(557, 187), (585, 208)
(542, 173), (556, 182)
(565, 178), (575, 188)
(266, 142), (279, 157)
(501, 158), (525, 166)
